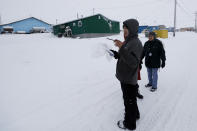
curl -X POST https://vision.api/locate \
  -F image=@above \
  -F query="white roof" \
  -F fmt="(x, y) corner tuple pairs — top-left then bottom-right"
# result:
(2, 26), (13, 29)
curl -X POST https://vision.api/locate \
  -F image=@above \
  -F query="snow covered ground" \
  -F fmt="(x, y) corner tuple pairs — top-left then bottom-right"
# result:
(0, 32), (197, 131)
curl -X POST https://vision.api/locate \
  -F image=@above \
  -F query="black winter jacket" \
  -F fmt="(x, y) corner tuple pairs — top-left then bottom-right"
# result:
(141, 39), (166, 68)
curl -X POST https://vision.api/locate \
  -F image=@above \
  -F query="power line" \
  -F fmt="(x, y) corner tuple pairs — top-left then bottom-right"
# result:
(178, 0), (193, 13)
(95, 0), (167, 11)
(95, 0), (172, 24)
(177, 0), (194, 19)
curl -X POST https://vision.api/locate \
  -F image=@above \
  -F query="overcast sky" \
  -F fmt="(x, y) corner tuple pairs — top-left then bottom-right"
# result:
(0, 0), (196, 27)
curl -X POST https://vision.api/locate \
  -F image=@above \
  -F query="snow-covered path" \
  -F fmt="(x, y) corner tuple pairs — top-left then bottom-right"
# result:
(0, 33), (197, 131)
(137, 33), (197, 131)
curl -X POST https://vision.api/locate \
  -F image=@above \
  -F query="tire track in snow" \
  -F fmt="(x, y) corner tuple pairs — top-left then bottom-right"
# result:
(136, 78), (187, 131)
(49, 79), (120, 130)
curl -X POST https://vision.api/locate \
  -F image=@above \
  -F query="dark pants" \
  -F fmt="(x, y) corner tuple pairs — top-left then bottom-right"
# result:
(121, 83), (140, 129)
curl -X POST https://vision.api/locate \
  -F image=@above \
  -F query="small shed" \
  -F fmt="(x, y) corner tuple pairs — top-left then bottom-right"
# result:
(53, 14), (120, 38)
(0, 17), (52, 34)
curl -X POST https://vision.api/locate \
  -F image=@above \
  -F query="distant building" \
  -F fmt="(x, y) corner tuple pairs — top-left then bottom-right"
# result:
(158, 25), (166, 30)
(138, 25), (160, 34)
(179, 27), (195, 32)
(0, 17), (52, 34)
(138, 26), (148, 33)
(167, 27), (174, 32)
(147, 26), (159, 32)
(53, 14), (120, 38)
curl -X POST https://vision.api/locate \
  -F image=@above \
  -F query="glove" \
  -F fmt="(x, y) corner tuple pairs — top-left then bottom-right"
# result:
(139, 64), (142, 70)
(161, 61), (165, 68)
(139, 61), (143, 70)
(110, 49), (120, 59)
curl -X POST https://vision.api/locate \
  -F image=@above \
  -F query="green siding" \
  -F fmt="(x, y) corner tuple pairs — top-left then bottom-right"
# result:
(53, 14), (120, 37)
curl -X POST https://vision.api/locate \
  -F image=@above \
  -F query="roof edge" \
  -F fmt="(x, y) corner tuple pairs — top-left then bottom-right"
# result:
(0, 17), (52, 26)
(53, 14), (119, 27)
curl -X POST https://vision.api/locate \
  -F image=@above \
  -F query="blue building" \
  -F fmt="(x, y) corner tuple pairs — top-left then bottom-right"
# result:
(138, 26), (148, 33)
(147, 26), (159, 32)
(0, 17), (52, 34)
(138, 26), (161, 33)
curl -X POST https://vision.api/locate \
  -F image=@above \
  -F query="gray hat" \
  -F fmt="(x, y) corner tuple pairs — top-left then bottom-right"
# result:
(123, 19), (139, 39)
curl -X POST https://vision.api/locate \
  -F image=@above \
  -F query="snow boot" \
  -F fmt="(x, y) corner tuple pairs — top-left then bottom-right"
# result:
(137, 92), (143, 99)
(150, 88), (157, 92)
(145, 84), (152, 88)
(117, 120), (136, 130)
(117, 120), (126, 130)
(136, 115), (140, 121)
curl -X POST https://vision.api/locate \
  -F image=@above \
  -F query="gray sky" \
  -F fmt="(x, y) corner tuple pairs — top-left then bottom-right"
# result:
(0, 0), (196, 27)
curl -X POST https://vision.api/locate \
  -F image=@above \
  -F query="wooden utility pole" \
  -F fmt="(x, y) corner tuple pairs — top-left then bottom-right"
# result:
(173, 0), (177, 37)
(195, 12), (197, 33)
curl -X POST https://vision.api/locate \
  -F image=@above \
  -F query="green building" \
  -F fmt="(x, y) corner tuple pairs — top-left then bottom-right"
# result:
(53, 14), (120, 38)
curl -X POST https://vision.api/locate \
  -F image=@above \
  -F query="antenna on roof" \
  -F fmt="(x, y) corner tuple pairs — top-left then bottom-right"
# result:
(93, 8), (95, 15)
(77, 13), (79, 19)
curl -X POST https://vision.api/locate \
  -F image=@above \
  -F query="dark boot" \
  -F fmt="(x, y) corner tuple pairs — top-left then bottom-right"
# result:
(137, 92), (143, 99)
(145, 83), (152, 88)
(150, 87), (157, 92)
(136, 84), (143, 99)
(117, 120), (136, 130)
(117, 120), (126, 129)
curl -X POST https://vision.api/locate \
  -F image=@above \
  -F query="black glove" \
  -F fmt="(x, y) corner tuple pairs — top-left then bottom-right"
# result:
(139, 61), (143, 70)
(139, 64), (142, 70)
(161, 61), (165, 68)
(110, 49), (120, 59)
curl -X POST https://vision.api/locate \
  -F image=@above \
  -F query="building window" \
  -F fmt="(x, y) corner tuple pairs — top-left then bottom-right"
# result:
(60, 25), (65, 29)
(73, 23), (76, 27)
(78, 21), (82, 27)
(98, 16), (101, 19)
